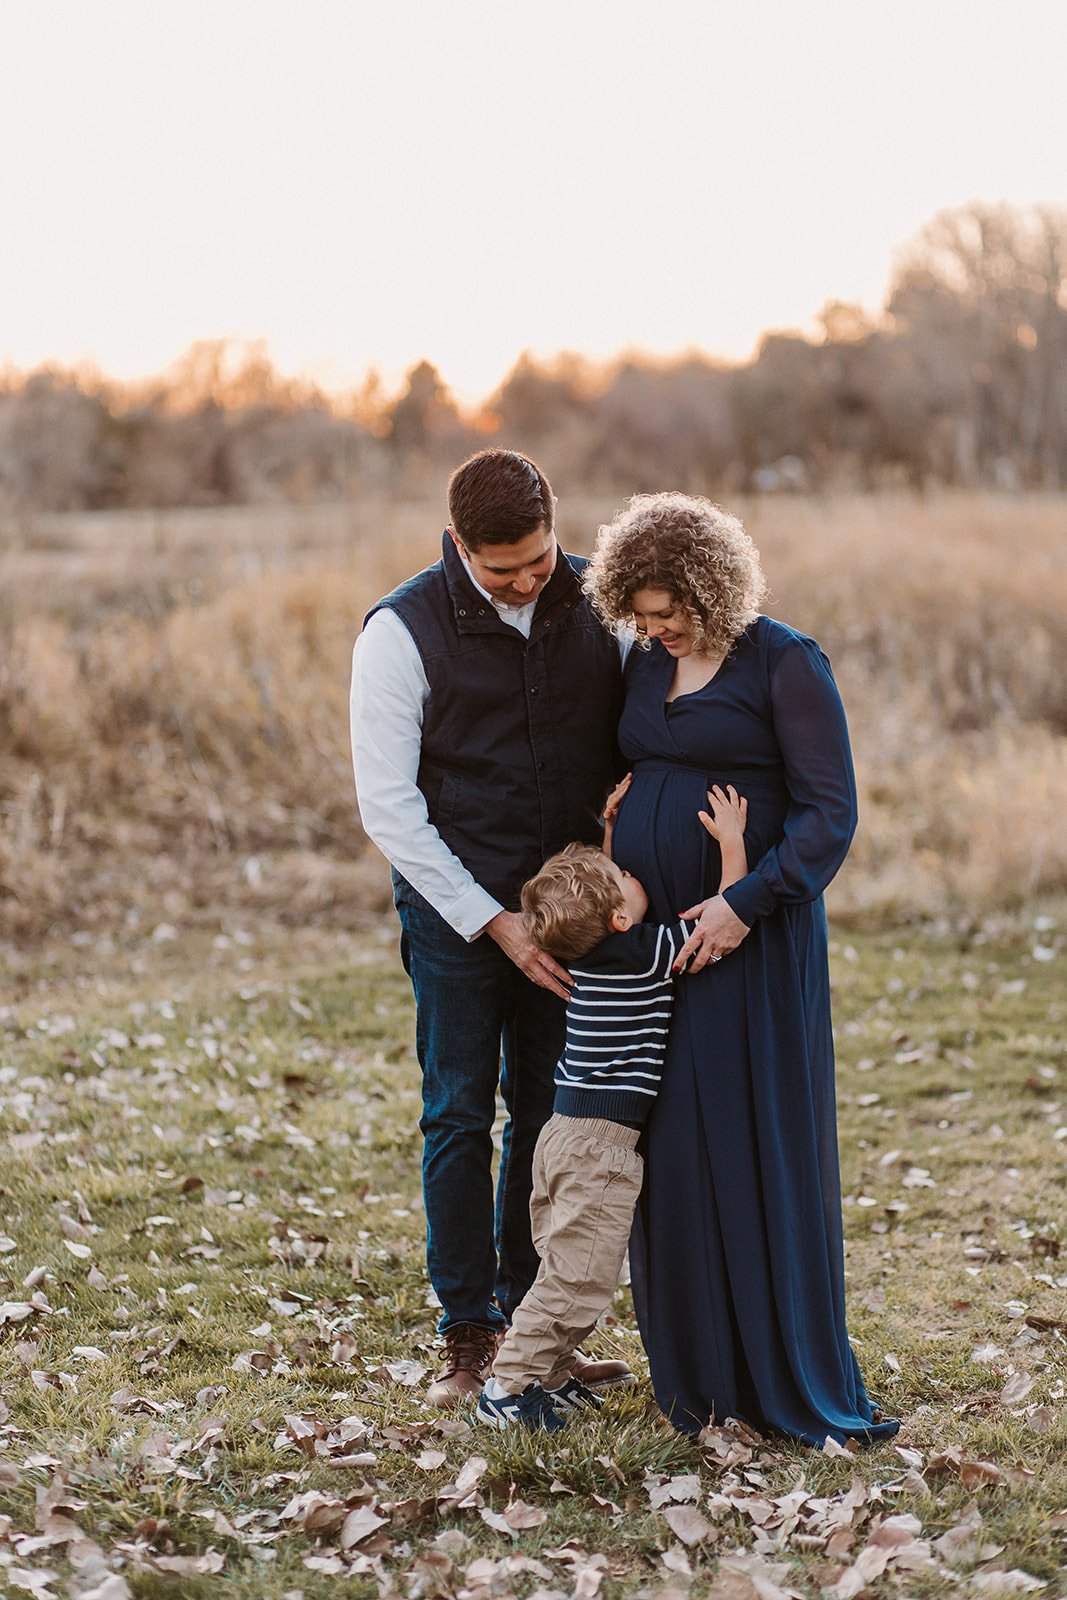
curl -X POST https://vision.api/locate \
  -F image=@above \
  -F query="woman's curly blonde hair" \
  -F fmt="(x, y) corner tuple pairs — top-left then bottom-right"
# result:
(584, 492), (768, 656)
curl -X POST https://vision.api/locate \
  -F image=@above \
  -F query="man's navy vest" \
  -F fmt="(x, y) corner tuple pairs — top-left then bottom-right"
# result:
(366, 532), (622, 910)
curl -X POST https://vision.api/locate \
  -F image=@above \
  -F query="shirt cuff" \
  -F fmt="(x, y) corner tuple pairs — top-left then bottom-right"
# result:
(722, 871), (777, 928)
(447, 885), (506, 942)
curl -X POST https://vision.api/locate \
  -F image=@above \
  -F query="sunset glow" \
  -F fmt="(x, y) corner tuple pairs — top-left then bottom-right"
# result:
(1, 0), (1064, 402)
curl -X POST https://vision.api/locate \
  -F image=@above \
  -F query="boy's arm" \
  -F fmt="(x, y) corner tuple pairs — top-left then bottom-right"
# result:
(697, 785), (749, 893)
(717, 830), (748, 892)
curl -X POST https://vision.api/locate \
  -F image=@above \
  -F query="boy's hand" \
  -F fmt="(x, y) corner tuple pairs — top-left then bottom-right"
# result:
(603, 772), (632, 823)
(602, 772), (632, 861)
(697, 784), (747, 842)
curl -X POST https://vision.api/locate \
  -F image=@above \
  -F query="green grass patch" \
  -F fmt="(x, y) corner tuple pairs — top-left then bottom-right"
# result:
(1, 913), (1065, 1597)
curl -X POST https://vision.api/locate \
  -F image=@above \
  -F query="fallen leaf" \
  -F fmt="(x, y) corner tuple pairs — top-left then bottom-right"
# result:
(1000, 1371), (1036, 1406)
(661, 1504), (713, 1546)
(339, 1505), (388, 1549)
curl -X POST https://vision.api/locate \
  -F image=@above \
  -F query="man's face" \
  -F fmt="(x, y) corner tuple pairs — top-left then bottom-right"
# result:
(449, 524), (557, 607)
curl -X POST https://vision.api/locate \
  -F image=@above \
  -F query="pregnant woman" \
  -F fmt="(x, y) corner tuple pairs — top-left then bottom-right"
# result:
(585, 492), (898, 1447)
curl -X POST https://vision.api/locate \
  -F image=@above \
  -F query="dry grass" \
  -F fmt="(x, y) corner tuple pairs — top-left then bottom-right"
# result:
(1, 491), (1065, 941)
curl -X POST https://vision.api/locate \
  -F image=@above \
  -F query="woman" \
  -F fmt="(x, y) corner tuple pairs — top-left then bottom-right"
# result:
(585, 492), (898, 1447)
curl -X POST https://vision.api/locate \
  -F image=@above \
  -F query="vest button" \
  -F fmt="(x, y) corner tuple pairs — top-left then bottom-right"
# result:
(478, 607), (487, 615)
(458, 608), (467, 616)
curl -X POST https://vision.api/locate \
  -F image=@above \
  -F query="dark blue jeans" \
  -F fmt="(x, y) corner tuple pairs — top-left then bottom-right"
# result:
(394, 877), (563, 1333)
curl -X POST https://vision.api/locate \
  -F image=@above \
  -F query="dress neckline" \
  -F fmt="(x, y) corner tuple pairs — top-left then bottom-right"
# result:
(663, 642), (733, 707)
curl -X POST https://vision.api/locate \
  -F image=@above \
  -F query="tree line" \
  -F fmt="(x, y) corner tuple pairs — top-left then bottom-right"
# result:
(1, 202), (1064, 514)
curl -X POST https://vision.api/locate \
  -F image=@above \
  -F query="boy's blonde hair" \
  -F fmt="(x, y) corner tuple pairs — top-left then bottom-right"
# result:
(521, 843), (623, 961)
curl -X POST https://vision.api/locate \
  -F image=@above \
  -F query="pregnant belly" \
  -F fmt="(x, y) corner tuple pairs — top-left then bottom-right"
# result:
(612, 761), (786, 921)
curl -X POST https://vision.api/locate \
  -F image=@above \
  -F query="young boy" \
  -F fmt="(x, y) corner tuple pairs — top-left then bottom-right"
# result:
(476, 781), (748, 1431)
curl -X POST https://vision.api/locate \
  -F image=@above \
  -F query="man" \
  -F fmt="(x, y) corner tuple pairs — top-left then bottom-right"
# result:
(350, 448), (631, 1405)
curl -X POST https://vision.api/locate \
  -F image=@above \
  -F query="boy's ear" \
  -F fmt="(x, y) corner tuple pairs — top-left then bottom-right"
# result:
(610, 907), (632, 932)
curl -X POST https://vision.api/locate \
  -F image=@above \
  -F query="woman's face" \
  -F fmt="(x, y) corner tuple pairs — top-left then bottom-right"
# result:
(629, 588), (694, 657)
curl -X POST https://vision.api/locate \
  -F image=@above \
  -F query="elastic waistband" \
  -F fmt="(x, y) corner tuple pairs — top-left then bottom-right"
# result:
(546, 1113), (641, 1149)
(632, 758), (782, 793)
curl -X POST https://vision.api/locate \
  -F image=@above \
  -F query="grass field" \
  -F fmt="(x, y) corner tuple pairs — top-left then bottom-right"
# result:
(1, 490), (1065, 1594)
(1, 909), (1065, 1598)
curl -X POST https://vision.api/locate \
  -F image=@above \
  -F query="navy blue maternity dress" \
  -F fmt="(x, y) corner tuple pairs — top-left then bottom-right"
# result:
(612, 615), (898, 1447)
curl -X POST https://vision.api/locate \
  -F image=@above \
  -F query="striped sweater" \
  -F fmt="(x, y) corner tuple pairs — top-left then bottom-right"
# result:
(553, 920), (692, 1127)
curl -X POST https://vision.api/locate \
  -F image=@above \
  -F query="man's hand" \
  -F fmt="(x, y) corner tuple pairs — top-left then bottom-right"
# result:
(486, 910), (573, 999)
(674, 894), (750, 972)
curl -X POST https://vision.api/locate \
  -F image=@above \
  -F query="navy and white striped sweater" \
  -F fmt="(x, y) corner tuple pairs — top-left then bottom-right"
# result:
(553, 920), (693, 1127)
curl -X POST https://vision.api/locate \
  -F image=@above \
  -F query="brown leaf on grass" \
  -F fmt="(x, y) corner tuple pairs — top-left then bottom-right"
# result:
(6, 1569), (60, 1598)
(933, 1504), (984, 1565)
(144, 1549), (225, 1576)
(926, 1444), (963, 1476)
(698, 1418), (761, 1468)
(707, 1552), (804, 1598)
(408, 1551), (454, 1597)
(869, 1513), (924, 1548)
(827, 1542), (891, 1598)
(0, 1302), (36, 1324)
(434, 1416), (472, 1439)
(108, 1388), (164, 1415)
(480, 1507), (514, 1535)
(439, 1453), (487, 1505)
(1000, 1370), (1036, 1405)
(661, 1545), (694, 1578)
(961, 1459), (1003, 1489)
(968, 1573), (1046, 1594)
(572, 1566), (605, 1600)
(414, 1448), (447, 1471)
(661, 1504), (713, 1546)
(647, 1472), (702, 1508)
(824, 1527), (855, 1560)
(367, 1359), (427, 1387)
(283, 1413), (322, 1457)
(76, 1576), (133, 1600)
(504, 1498), (548, 1532)
(339, 1504), (388, 1549)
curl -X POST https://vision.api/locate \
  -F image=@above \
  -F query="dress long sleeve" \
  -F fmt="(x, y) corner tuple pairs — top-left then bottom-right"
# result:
(722, 634), (857, 928)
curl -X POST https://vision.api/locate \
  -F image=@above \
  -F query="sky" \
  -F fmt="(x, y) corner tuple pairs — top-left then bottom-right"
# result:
(0, 0), (1064, 404)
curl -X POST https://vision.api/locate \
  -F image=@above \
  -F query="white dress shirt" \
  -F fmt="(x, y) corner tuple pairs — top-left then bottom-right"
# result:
(350, 555), (629, 940)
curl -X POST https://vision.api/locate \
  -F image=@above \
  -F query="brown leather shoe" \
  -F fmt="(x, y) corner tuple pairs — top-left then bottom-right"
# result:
(568, 1348), (634, 1391)
(425, 1324), (501, 1408)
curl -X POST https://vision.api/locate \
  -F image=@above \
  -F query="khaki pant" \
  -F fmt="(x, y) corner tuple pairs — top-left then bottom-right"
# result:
(492, 1114), (644, 1393)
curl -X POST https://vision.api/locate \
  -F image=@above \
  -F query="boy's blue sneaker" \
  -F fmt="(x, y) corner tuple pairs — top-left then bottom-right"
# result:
(545, 1376), (605, 1413)
(476, 1379), (568, 1432)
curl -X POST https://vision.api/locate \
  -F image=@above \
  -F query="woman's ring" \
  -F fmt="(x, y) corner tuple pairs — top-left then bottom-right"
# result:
(710, 954), (722, 963)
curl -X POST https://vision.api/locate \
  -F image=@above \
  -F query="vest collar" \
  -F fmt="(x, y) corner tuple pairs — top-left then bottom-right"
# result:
(440, 530), (585, 637)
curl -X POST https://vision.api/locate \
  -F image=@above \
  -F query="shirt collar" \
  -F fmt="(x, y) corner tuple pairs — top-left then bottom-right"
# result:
(458, 552), (538, 618)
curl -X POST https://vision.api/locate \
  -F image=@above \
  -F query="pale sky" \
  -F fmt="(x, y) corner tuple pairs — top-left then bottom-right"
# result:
(1, 0), (1064, 404)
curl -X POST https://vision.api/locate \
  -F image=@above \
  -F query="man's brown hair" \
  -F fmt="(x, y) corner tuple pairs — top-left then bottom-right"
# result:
(521, 844), (623, 961)
(447, 449), (555, 551)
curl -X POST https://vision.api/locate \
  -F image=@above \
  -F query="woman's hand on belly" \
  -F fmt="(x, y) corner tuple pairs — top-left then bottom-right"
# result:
(674, 894), (750, 971)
